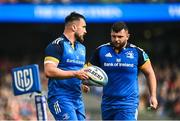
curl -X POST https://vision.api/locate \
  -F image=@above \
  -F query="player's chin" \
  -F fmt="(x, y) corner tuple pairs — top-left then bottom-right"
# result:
(113, 44), (121, 48)
(114, 42), (124, 48)
(112, 42), (119, 46)
(79, 36), (84, 43)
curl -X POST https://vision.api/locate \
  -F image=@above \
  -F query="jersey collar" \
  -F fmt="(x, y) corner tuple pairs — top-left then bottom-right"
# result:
(62, 34), (78, 45)
(110, 42), (130, 51)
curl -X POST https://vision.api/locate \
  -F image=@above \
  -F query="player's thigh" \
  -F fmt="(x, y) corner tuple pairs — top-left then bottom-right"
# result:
(102, 108), (138, 120)
(48, 98), (77, 120)
(114, 108), (138, 120)
(101, 109), (115, 120)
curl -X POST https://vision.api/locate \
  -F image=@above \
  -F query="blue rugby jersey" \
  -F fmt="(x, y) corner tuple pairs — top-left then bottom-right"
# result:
(89, 43), (149, 110)
(44, 34), (86, 100)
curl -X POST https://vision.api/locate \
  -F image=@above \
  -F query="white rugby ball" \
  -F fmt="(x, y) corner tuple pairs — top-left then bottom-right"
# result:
(83, 66), (108, 86)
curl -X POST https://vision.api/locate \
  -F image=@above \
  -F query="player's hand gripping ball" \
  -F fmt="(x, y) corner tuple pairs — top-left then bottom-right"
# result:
(83, 66), (108, 86)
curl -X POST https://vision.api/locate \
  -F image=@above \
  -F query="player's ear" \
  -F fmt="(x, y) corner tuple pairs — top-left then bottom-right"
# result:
(72, 24), (77, 32)
(125, 30), (130, 40)
(127, 33), (130, 39)
(126, 33), (130, 40)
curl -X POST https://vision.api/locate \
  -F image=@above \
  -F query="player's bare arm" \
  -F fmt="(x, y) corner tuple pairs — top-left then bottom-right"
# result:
(44, 62), (89, 80)
(140, 60), (158, 109)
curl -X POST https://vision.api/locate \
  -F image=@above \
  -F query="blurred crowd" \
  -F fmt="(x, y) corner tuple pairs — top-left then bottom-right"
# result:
(91, 61), (180, 120)
(138, 62), (180, 119)
(0, 58), (54, 120)
(0, 0), (178, 4)
(0, 57), (180, 120)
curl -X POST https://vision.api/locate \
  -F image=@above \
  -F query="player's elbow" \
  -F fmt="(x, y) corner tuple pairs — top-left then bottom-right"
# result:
(44, 70), (50, 78)
(44, 68), (54, 78)
(44, 63), (58, 78)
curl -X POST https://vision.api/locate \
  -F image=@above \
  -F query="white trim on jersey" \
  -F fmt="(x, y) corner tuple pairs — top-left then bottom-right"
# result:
(97, 42), (110, 49)
(52, 37), (64, 45)
(44, 60), (57, 65)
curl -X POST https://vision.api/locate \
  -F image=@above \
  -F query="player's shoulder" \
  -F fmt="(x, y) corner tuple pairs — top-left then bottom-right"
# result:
(128, 43), (145, 52)
(51, 37), (64, 45)
(45, 37), (64, 51)
(96, 42), (111, 49)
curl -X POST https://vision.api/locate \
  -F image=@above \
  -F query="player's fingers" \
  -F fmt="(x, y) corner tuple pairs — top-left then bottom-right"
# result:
(82, 85), (90, 93)
(81, 71), (89, 80)
(79, 72), (88, 80)
(76, 70), (89, 80)
(149, 96), (158, 109)
(82, 69), (89, 76)
(150, 101), (158, 109)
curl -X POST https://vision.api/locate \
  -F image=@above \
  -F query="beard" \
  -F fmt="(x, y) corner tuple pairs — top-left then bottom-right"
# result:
(111, 40), (126, 50)
(75, 32), (84, 43)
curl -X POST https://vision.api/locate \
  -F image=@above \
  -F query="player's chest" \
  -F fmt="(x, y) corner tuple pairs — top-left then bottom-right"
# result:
(61, 43), (85, 65)
(100, 49), (138, 69)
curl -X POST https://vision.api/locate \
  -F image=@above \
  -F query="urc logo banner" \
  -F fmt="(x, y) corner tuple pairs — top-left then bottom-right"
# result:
(11, 64), (41, 96)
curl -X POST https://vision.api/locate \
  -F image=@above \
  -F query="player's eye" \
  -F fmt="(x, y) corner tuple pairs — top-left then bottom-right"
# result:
(118, 36), (123, 38)
(112, 35), (116, 38)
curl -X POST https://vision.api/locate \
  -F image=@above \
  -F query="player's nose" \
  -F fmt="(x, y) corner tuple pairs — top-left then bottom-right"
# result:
(116, 37), (119, 40)
(84, 28), (87, 34)
(114, 37), (119, 42)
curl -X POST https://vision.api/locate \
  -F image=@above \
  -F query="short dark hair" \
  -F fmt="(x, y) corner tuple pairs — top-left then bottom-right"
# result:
(65, 12), (85, 25)
(111, 22), (128, 32)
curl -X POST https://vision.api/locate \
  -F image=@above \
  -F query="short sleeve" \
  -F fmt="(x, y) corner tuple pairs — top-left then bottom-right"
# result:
(137, 48), (150, 67)
(89, 48), (101, 66)
(45, 43), (63, 62)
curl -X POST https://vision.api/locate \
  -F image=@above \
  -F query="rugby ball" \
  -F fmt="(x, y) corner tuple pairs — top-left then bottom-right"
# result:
(83, 66), (108, 86)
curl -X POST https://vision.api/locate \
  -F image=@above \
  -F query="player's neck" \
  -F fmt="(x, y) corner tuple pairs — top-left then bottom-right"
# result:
(63, 31), (75, 44)
(114, 49), (120, 53)
(114, 42), (127, 54)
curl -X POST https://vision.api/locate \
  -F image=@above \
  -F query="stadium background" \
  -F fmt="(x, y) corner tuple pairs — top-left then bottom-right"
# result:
(0, 1), (180, 120)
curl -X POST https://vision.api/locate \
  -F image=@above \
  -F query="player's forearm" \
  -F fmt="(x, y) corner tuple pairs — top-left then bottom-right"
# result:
(141, 61), (157, 97)
(147, 73), (157, 97)
(45, 66), (76, 79)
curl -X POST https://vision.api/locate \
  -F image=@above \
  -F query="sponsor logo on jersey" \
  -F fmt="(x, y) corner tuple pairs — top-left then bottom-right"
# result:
(104, 62), (134, 67)
(66, 59), (85, 65)
(116, 59), (121, 62)
(53, 101), (61, 114)
(105, 52), (112, 57)
(125, 51), (134, 59)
